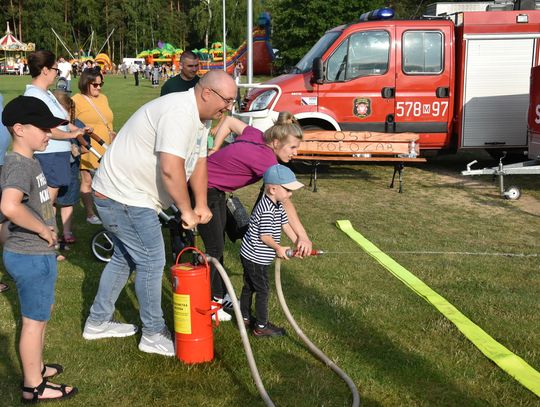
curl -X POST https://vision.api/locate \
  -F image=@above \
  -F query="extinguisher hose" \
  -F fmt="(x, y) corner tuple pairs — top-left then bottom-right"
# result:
(274, 259), (361, 407)
(206, 256), (276, 407)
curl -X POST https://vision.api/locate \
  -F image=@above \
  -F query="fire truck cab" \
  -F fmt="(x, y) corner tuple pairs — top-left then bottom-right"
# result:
(237, 1), (540, 153)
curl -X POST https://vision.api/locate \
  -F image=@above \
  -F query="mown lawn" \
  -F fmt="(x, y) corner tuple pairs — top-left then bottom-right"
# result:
(0, 75), (539, 406)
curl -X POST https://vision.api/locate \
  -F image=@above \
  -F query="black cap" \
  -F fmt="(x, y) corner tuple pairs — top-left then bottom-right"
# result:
(2, 96), (69, 129)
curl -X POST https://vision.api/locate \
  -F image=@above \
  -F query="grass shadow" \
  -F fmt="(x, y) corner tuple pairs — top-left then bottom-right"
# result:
(274, 270), (486, 406)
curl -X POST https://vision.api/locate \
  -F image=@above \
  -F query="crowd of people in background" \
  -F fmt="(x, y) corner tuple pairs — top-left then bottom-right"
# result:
(6, 53), (213, 90)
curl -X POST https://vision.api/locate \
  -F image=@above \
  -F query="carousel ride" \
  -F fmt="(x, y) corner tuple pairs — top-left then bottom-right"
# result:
(0, 22), (35, 74)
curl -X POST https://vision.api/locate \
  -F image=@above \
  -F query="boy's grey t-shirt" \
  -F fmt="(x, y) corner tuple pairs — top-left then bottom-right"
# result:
(1, 152), (56, 254)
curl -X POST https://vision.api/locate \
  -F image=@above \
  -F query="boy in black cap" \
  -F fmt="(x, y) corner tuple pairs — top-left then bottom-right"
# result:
(1, 96), (78, 403)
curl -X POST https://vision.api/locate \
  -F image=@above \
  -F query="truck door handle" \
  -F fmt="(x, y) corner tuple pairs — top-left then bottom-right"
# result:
(381, 87), (395, 98)
(436, 87), (450, 98)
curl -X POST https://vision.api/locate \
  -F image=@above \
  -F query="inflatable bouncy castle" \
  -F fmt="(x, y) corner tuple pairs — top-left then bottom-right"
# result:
(198, 12), (274, 75)
(135, 12), (275, 76)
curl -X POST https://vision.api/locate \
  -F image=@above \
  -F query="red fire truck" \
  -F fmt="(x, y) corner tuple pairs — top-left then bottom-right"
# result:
(528, 65), (540, 158)
(461, 63), (540, 199)
(237, 1), (540, 154)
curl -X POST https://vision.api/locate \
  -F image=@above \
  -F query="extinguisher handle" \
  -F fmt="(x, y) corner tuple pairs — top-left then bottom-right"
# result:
(176, 246), (208, 269)
(196, 301), (222, 327)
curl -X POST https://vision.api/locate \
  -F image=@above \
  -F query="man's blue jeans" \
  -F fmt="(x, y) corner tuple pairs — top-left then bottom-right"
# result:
(88, 195), (166, 335)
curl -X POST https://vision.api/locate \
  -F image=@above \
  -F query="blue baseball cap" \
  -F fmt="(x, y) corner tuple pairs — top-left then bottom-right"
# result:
(263, 164), (304, 190)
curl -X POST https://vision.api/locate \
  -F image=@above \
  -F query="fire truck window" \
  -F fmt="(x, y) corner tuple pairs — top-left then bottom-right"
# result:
(326, 31), (390, 82)
(327, 40), (349, 81)
(402, 31), (443, 74)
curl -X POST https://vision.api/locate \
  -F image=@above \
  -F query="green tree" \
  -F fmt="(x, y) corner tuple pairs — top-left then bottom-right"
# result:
(26, 0), (68, 55)
(267, 0), (386, 69)
(183, 0), (263, 51)
(0, 0), (427, 66)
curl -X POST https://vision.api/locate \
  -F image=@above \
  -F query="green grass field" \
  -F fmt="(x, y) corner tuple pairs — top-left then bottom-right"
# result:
(0, 75), (539, 406)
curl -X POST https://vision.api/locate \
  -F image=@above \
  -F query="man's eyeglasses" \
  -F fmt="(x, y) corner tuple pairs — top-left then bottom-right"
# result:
(210, 88), (235, 106)
(50, 67), (60, 76)
(91, 82), (104, 88)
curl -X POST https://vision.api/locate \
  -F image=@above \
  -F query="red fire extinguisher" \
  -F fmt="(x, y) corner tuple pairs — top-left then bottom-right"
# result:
(171, 247), (221, 364)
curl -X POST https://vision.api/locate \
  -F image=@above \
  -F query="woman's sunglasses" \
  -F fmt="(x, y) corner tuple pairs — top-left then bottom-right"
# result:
(90, 82), (104, 88)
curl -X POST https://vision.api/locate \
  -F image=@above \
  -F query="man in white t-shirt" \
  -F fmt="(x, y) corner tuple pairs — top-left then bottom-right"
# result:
(57, 57), (73, 91)
(83, 70), (237, 357)
(129, 63), (139, 86)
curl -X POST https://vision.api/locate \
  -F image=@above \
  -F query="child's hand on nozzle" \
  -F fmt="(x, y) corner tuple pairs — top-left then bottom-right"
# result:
(276, 246), (291, 260)
(39, 225), (57, 247)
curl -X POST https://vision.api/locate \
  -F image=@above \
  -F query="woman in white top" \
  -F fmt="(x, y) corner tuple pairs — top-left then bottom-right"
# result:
(0, 93), (12, 292)
(23, 50), (86, 206)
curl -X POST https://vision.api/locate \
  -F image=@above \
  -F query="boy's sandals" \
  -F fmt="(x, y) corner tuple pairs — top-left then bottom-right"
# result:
(21, 379), (77, 403)
(0, 282), (8, 293)
(42, 364), (64, 379)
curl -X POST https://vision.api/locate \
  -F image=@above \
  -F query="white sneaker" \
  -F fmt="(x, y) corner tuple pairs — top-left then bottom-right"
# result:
(83, 320), (138, 340)
(139, 328), (175, 357)
(221, 293), (236, 311)
(86, 215), (102, 225)
(212, 299), (232, 322)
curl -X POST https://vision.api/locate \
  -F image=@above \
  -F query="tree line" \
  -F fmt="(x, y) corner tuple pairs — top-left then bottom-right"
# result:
(1, 0), (431, 66)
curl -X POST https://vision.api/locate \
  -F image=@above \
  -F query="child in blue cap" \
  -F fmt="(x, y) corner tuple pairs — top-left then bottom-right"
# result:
(239, 164), (304, 337)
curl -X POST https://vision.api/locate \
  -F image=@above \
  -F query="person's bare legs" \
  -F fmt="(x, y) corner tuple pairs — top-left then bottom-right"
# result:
(48, 187), (59, 212)
(59, 206), (74, 239)
(20, 317), (74, 400)
(80, 170), (96, 219)
(20, 318), (46, 390)
(60, 206), (73, 235)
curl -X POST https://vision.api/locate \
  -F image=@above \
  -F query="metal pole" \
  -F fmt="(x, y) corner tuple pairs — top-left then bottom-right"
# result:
(88, 30), (93, 57)
(51, 28), (76, 59)
(247, 0), (253, 83)
(96, 29), (115, 56)
(222, 0), (227, 71)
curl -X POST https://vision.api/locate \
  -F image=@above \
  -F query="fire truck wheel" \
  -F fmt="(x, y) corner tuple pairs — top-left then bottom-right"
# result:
(503, 186), (521, 200)
(91, 230), (114, 262)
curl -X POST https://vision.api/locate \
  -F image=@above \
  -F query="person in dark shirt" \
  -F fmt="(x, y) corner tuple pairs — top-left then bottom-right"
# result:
(160, 50), (200, 96)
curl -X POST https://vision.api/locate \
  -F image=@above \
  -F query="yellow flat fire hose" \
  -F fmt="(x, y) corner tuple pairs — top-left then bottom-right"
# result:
(336, 220), (540, 398)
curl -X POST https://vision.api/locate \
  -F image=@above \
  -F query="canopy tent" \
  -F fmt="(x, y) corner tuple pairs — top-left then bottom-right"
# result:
(0, 22), (34, 73)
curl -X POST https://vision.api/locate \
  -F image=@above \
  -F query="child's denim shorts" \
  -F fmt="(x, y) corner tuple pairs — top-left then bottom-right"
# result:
(57, 158), (81, 206)
(35, 151), (71, 188)
(3, 250), (57, 321)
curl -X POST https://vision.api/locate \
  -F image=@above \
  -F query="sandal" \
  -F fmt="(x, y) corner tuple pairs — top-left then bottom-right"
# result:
(0, 282), (8, 293)
(41, 364), (64, 379)
(21, 379), (78, 403)
(62, 233), (76, 244)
